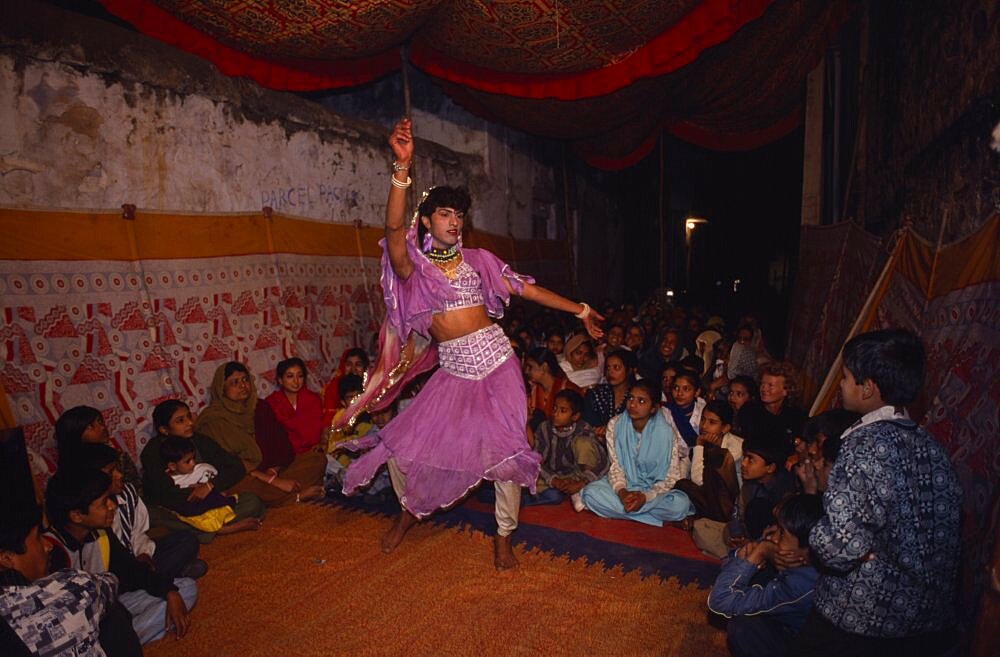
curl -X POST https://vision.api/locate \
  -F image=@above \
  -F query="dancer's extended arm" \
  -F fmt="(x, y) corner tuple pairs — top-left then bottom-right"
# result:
(518, 282), (605, 339)
(386, 118), (414, 280)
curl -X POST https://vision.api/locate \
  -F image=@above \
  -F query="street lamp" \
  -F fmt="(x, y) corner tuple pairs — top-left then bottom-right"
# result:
(684, 216), (708, 289)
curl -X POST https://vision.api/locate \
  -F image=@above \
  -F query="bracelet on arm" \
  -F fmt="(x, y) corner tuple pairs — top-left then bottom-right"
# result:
(267, 473), (277, 484)
(392, 161), (410, 172)
(574, 302), (591, 319)
(390, 175), (412, 189)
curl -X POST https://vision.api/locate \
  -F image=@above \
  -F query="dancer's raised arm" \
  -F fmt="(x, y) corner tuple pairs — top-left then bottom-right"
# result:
(386, 118), (414, 280)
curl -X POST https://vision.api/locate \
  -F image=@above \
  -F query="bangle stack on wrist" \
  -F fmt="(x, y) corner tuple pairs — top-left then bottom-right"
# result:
(391, 175), (411, 189)
(574, 302), (591, 319)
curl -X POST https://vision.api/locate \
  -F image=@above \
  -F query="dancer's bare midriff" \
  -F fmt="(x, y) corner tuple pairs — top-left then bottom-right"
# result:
(428, 305), (494, 343)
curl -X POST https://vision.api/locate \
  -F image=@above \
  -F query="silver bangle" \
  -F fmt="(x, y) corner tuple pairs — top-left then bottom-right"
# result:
(390, 175), (412, 189)
(392, 161), (410, 172)
(574, 302), (591, 319)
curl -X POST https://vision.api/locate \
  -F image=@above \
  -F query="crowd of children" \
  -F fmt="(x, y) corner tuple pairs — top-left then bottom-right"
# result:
(0, 294), (963, 657)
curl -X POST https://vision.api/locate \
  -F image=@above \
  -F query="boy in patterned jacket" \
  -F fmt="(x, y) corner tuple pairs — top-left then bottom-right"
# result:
(797, 329), (961, 657)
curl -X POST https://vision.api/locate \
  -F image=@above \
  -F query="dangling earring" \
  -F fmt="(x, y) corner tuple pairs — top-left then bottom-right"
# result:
(422, 231), (433, 252)
(456, 231), (463, 250)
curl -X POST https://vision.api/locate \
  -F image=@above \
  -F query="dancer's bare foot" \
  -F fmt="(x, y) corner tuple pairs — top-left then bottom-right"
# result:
(494, 534), (518, 571)
(217, 517), (263, 534)
(298, 484), (324, 502)
(380, 511), (418, 553)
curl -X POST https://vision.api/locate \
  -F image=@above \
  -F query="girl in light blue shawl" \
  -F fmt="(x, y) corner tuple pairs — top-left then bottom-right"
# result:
(581, 380), (693, 526)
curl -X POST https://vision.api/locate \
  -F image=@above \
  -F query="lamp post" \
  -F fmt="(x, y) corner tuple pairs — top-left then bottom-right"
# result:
(684, 216), (707, 290)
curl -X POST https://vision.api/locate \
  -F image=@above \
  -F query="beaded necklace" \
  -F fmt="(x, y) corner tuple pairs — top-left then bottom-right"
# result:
(425, 246), (463, 280)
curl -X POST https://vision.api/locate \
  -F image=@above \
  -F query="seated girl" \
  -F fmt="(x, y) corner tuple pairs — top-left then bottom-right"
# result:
(580, 380), (693, 527)
(196, 361), (325, 507)
(160, 436), (262, 535)
(727, 375), (758, 437)
(142, 399), (266, 540)
(664, 370), (706, 448)
(673, 400), (744, 522)
(265, 357), (323, 455)
(321, 347), (369, 426)
(55, 405), (142, 493)
(524, 347), (581, 432)
(528, 390), (608, 510)
(559, 333), (603, 389)
(581, 348), (637, 436)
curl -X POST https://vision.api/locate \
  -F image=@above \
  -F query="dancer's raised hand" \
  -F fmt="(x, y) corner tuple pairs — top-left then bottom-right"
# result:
(389, 118), (413, 165)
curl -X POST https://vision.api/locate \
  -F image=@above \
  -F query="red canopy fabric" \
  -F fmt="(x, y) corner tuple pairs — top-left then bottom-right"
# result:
(98, 0), (848, 167)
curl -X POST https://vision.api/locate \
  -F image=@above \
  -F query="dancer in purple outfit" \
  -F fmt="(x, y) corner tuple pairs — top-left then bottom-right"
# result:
(334, 118), (603, 569)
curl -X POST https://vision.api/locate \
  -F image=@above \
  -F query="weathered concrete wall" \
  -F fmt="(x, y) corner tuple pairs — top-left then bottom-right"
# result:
(851, 0), (1000, 241)
(0, 1), (556, 241)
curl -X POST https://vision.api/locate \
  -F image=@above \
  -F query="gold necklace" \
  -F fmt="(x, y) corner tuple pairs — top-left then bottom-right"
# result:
(432, 252), (463, 280)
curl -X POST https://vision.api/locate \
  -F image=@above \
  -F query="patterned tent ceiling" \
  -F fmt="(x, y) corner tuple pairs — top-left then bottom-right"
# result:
(98, 0), (848, 168)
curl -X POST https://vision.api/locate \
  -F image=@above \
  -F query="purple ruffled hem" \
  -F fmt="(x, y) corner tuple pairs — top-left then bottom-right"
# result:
(340, 354), (539, 518)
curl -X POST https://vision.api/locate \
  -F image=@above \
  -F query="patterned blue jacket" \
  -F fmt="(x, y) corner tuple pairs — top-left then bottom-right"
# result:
(809, 408), (962, 637)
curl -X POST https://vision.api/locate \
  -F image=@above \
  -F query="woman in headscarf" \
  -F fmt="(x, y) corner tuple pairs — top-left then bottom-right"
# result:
(581, 379), (693, 526)
(196, 361), (325, 507)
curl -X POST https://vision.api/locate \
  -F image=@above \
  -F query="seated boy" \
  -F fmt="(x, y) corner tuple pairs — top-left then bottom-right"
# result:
(798, 329), (961, 656)
(708, 494), (824, 657)
(72, 442), (206, 582)
(324, 374), (373, 483)
(528, 389), (608, 510)
(692, 437), (793, 559)
(44, 468), (197, 646)
(1, 501), (122, 657)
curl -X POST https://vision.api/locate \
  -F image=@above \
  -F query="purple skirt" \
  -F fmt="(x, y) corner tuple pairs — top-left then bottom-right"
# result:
(341, 324), (541, 518)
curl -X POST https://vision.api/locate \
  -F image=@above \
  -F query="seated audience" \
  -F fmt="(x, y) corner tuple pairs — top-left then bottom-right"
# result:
(581, 380), (693, 526)
(528, 390), (608, 510)
(321, 347), (369, 426)
(1, 502), (124, 657)
(581, 348), (637, 435)
(71, 442), (206, 581)
(524, 348), (582, 431)
(55, 406), (142, 494)
(638, 328), (687, 382)
(266, 358), (323, 455)
(160, 436), (262, 536)
(559, 333), (603, 389)
(44, 468), (197, 646)
(196, 362), (324, 507)
(727, 375), (758, 437)
(600, 323), (626, 354)
(674, 400), (743, 522)
(143, 400), (265, 540)
(799, 329), (961, 656)
(544, 327), (564, 357)
(324, 374), (373, 479)
(664, 369), (706, 447)
(736, 362), (806, 448)
(623, 322), (645, 353)
(708, 494), (824, 657)
(692, 437), (793, 559)
(727, 325), (760, 381)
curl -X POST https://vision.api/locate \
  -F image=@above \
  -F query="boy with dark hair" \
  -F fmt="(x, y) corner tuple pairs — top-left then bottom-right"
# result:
(527, 389), (608, 510)
(709, 494), (823, 657)
(692, 436), (793, 559)
(1, 502), (121, 657)
(43, 468), (197, 646)
(798, 329), (961, 656)
(70, 442), (206, 581)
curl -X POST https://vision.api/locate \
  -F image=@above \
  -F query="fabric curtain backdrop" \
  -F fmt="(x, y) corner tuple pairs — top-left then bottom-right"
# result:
(788, 215), (1000, 624)
(0, 208), (567, 477)
(91, 0), (849, 167)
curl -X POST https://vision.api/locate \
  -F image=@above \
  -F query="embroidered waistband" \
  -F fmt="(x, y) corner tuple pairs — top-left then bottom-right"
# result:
(437, 323), (513, 380)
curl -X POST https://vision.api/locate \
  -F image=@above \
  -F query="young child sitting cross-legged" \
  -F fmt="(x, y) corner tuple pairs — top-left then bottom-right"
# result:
(708, 493), (824, 657)
(528, 389), (609, 510)
(44, 468), (198, 646)
(160, 436), (263, 536)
